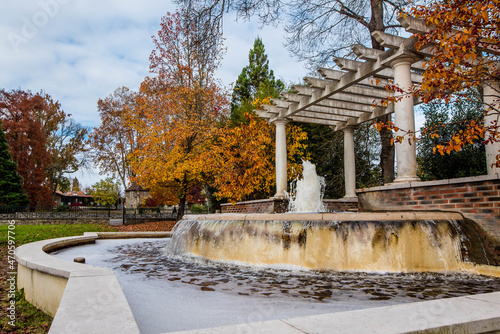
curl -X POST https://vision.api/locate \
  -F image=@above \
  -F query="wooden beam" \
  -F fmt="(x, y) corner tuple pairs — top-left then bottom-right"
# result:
(303, 77), (390, 99)
(397, 16), (432, 34)
(334, 57), (423, 82)
(317, 68), (389, 90)
(283, 92), (377, 112)
(352, 44), (384, 61)
(352, 45), (425, 71)
(335, 103), (395, 131)
(270, 98), (293, 108)
(288, 116), (339, 127)
(284, 48), (394, 118)
(301, 105), (363, 118)
(371, 31), (409, 49)
(294, 110), (351, 122)
(291, 85), (379, 106)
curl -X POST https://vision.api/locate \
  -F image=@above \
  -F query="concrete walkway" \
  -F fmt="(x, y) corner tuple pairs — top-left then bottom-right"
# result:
(169, 292), (500, 333)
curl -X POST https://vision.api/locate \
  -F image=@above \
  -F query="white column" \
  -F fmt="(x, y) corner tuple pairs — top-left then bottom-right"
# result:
(484, 81), (500, 175)
(391, 59), (420, 183)
(274, 119), (289, 198)
(343, 126), (357, 198)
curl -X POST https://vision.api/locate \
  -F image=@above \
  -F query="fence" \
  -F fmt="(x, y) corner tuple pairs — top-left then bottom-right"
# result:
(0, 206), (177, 222)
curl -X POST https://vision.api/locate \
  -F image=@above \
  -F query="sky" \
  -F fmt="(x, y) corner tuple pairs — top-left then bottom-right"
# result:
(1, 1), (425, 189)
(0, 0), (309, 188)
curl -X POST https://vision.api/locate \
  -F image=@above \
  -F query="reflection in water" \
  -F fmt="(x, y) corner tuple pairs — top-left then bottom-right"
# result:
(107, 240), (500, 304)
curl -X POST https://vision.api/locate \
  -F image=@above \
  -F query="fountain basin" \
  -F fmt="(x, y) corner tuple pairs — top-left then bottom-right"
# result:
(174, 212), (498, 275)
(15, 232), (171, 334)
(15, 230), (500, 333)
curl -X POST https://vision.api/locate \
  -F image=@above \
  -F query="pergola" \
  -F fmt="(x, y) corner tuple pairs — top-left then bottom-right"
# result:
(256, 16), (500, 199)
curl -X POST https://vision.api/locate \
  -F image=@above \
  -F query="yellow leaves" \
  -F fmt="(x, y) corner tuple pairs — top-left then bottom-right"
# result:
(205, 112), (308, 203)
(482, 10), (489, 22)
(251, 95), (272, 110)
(408, 0), (500, 105)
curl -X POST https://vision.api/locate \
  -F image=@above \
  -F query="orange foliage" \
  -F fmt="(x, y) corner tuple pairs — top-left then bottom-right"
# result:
(126, 12), (228, 218)
(409, 0), (500, 162)
(207, 106), (308, 204)
(377, 0), (500, 163)
(411, 0), (500, 103)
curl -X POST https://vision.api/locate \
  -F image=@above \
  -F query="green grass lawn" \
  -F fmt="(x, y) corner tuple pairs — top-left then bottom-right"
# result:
(0, 223), (118, 246)
(0, 223), (118, 333)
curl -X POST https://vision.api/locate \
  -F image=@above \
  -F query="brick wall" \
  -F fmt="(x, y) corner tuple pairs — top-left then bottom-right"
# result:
(324, 199), (358, 212)
(221, 198), (359, 213)
(221, 199), (288, 213)
(357, 174), (500, 260)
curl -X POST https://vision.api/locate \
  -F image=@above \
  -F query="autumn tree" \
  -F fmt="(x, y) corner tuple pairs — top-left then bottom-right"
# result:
(206, 38), (308, 203)
(37, 92), (88, 197)
(128, 11), (228, 219)
(208, 112), (308, 203)
(408, 0), (500, 162)
(0, 89), (52, 207)
(89, 87), (138, 191)
(175, 0), (414, 183)
(89, 177), (120, 207)
(0, 120), (29, 207)
(374, 0), (500, 169)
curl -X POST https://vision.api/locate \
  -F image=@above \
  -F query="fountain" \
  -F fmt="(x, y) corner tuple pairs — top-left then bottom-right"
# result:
(15, 160), (500, 333)
(287, 160), (326, 212)
(167, 160), (494, 273)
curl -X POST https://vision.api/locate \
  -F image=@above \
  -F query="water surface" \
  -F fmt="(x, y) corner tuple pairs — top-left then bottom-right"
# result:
(52, 238), (500, 333)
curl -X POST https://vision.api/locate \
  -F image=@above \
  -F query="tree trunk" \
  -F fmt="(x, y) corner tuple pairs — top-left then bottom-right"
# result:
(370, 0), (395, 183)
(176, 174), (188, 220)
(177, 194), (186, 220)
(379, 114), (395, 183)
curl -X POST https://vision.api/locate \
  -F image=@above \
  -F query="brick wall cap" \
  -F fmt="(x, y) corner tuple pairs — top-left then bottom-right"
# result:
(358, 173), (500, 193)
(183, 211), (463, 222)
(221, 198), (284, 207)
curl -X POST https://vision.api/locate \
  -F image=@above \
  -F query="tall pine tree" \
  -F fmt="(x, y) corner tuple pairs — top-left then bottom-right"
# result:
(230, 37), (284, 125)
(0, 120), (29, 206)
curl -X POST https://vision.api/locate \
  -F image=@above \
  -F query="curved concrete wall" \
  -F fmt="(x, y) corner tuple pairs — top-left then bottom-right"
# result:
(15, 229), (500, 333)
(15, 232), (171, 334)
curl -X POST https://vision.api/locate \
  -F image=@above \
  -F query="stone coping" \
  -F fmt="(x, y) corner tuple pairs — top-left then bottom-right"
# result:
(221, 197), (359, 206)
(220, 197), (284, 206)
(357, 173), (500, 193)
(323, 198), (359, 203)
(183, 211), (464, 222)
(16, 231), (500, 334)
(15, 232), (171, 334)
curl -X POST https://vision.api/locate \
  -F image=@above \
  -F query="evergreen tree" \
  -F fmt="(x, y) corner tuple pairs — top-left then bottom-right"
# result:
(231, 37), (285, 125)
(0, 120), (29, 206)
(417, 89), (487, 180)
(72, 177), (81, 192)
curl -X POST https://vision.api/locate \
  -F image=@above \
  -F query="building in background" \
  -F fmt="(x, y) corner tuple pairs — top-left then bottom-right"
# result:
(124, 182), (150, 209)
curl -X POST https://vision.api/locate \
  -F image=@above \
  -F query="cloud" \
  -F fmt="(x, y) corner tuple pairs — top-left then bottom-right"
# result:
(0, 0), (310, 186)
(1, 1), (308, 129)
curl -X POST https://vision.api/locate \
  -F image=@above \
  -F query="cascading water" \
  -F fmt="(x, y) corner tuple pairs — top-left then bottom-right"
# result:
(287, 160), (326, 212)
(166, 161), (494, 274)
(167, 217), (466, 272)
